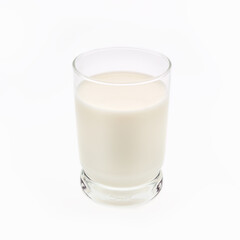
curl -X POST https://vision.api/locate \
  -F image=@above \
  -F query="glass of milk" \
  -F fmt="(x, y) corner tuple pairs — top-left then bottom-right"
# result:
(73, 48), (171, 205)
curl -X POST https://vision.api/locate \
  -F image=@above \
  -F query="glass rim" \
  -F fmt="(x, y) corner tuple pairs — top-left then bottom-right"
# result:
(72, 47), (171, 86)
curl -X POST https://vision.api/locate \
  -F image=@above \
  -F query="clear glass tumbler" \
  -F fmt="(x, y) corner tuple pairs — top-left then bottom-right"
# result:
(73, 47), (171, 205)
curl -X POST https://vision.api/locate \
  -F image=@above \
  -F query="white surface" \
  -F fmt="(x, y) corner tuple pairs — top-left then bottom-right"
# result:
(0, 0), (239, 239)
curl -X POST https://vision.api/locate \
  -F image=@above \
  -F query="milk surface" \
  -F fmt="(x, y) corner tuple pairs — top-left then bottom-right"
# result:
(75, 72), (169, 187)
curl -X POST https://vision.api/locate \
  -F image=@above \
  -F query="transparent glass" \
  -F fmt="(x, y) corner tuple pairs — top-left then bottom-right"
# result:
(73, 47), (171, 205)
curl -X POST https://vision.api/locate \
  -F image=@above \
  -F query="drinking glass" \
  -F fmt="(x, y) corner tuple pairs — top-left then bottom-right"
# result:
(73, 47), (171, 205)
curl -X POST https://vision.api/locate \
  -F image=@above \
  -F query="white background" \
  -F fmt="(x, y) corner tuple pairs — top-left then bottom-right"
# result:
(0, 0), (239, 239)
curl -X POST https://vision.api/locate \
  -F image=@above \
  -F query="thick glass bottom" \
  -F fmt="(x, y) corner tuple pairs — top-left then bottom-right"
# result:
(80, 170), (163, 206)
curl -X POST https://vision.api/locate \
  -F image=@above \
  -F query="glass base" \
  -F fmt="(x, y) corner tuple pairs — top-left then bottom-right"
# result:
(80, 170), (163, 206)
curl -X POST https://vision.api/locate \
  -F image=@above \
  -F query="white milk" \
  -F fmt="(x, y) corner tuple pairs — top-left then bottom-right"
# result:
(75, 72), (169, 187)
